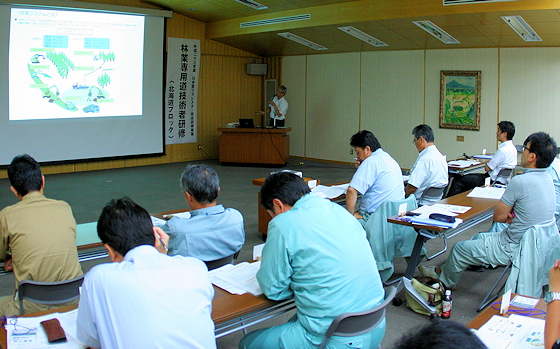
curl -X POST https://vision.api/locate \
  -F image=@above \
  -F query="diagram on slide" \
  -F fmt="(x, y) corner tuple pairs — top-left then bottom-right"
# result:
(28, 50), (115, 113)
(9, 8), (144, 121)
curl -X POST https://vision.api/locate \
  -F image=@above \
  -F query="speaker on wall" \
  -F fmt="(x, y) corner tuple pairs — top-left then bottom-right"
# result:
(246, 63), (268, 75)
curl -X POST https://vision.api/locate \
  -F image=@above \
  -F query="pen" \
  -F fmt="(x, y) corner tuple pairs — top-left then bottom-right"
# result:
(158, 235), (168, 252)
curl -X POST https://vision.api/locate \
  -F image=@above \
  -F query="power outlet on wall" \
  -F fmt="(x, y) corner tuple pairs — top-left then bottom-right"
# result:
(350, 148), (354, 155)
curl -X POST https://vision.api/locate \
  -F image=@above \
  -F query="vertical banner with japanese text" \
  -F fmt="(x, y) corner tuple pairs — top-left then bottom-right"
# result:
(165, 37), (200, 144)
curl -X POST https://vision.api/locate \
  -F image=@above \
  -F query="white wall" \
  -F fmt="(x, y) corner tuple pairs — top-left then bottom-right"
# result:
(283, 55), (307, 157)
(284, 46), (560, 167)
(500, 48), (560, 145)
(361, 50), (425, 167)
(306, 52), (361, 162)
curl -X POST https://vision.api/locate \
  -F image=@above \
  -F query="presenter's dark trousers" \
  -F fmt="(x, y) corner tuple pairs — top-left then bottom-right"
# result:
(269, 118), (285, 127)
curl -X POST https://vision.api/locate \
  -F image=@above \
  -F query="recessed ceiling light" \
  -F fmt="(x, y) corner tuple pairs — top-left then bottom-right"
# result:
(277, 32), (327, 50)
(338, 26), (388, 47)
(501, 15), (542, 42)
(413, 20), (460, 44)
(235, 0), (268, 10)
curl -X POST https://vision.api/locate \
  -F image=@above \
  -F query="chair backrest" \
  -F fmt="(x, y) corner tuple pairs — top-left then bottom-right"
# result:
(317, 286), (397, 349)
(420, 186), (445, 205)
(204, 252), (237, 271)
(515, 144), (523, 153)
(495, 168), (514, 184)
(18, 275), (84, 315)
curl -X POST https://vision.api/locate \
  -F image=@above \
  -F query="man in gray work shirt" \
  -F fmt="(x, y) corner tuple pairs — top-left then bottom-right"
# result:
(420, 132), (557, 289)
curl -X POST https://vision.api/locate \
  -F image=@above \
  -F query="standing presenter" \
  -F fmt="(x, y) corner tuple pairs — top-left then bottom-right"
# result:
(259, 85), (288, 127)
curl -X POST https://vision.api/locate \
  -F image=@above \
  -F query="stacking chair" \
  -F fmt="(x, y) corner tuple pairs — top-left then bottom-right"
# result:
(478, 220), (560, 311)
(18, 275), (84, 315)
(494, 168), (513, 185)
(317, 286), (397, 349)
(363, 195), (419, 282)
(205, 251), (240, 271)
(419, 186), (445, 206)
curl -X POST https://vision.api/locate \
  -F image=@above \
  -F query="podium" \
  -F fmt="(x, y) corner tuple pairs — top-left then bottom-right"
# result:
(218, 127), (290, 165)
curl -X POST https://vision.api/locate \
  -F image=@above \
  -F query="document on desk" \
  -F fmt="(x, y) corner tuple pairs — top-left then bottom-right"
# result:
(311, 184), (348, 199)
(6, 310), (85, 349)
(474, 314), (544, 349)
(151, 216), (166, 226)
(163, 211), (191, 219)
(467, 186), (506, 199)
(448, 160), (481, 168)
(411, 204), (471, 217)
(473, 154), (493, 159)
(209, 262), (263, 296)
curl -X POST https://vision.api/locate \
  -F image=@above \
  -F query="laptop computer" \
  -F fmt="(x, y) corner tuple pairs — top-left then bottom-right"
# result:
(239, 118), (255, 128)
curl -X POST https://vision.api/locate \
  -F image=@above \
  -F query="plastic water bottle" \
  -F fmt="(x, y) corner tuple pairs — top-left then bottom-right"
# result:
(441, 290), (452, 319)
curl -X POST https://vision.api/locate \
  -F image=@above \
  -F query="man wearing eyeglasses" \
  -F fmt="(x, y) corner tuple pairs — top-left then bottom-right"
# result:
(259, 85), (288, 127)
(420, 132), (557, 290)
(405, 124), (448, 206)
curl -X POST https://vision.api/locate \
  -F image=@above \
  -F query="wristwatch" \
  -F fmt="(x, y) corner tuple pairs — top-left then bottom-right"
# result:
(545, 291), (560, 303)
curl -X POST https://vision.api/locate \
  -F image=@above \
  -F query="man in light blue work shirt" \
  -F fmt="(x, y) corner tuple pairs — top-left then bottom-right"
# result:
(163, 164), (245, 262)
(548, 157), (560, 230)
(347, 130), (404, 221)
(239, 172), (386, 349)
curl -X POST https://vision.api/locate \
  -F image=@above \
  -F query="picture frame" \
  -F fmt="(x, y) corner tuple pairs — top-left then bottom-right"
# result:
(439, 70), (481, 131)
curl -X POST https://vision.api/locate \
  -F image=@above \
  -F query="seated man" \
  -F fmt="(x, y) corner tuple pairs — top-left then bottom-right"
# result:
(405, 124), (448, 205)
(420, 132), (557, 290)
(240, 172), (386, 349)
(548, 156), (560, 230)
(162, 164), (245, 262)
(0, 154), (82, 316)
(77, 198), (216, 349)
(346, 130), (404, 221)
(447, 121), (517, 197)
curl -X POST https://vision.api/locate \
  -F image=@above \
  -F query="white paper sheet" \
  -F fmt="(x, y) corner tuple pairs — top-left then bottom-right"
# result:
(210, 262), (263, 296)
(448, 160), (481, 168)
(311, 184), (348, 199)
(467, 187), (506, 199)
(6, 311), (86, 349)
(474, 314), (544, 349)
(150, 216), (166, 226)
(163, 211), (191, 219)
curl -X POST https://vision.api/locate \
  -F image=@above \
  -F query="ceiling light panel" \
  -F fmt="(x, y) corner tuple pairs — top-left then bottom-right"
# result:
(413, 20), (460, 44)
(277, 32), (327, 50)
(240, 14), (311, 28)
(234, 0), (268, 10)
(501, 15), (542, 42)
(338, 26), (388, 47)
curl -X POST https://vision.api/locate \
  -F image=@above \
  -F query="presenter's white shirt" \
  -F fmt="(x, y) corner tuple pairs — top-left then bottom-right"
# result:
(77, 245), (216, 349)
(270, 96), (288, 120)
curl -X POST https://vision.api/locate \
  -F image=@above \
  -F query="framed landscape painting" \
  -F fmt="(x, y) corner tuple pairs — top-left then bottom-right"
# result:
(439, 70), (481, 131)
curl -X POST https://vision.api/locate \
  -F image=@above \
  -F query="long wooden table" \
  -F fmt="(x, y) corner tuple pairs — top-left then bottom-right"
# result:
(468, 294), (546, 329)
(387, 190), (500, 315)
(0, 286), (295, 346)
(218, 127), (291, 165)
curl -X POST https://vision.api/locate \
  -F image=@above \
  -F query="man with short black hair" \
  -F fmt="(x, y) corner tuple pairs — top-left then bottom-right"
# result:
(162, 164), (244, 262)
(406, 124), (448, 205)
(0, 154), (82, 316)
(346, 130), (404, 221)
(77, 197), (215, 349)
(447, 121), (517, 197)
(239, 172), (386, 349)
(420, 132), (557, 290)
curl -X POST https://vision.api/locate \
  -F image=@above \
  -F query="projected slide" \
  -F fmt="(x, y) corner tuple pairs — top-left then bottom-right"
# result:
(9, 8), (144, 120)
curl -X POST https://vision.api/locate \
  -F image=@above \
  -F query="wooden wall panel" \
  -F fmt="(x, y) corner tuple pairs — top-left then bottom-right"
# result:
(0, 8), (264, 179)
